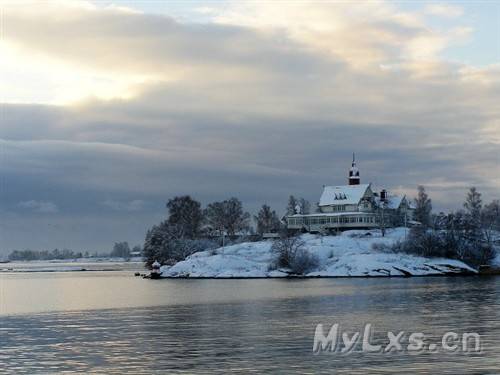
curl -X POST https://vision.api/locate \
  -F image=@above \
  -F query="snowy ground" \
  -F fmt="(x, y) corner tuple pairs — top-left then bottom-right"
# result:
(160, 228), (477, 278)
(0, 257), (144, 273)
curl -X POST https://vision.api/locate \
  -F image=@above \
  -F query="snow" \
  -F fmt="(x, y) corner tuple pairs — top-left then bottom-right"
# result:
(160, 228), (477, 278)
(376, 194), (405, 209)
(319, 184), (371, 206)
(0, 258), (145, 273)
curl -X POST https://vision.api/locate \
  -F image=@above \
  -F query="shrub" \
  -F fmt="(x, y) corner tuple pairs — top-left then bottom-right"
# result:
(270, 236), (319, 275)
(143, 221), (218, 268)
(289, 249), (319, 275)
(391, 228), (496, 267)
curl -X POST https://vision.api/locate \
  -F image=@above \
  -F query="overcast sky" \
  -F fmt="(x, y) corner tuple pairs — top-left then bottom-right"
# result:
(0, 0), (499, 254)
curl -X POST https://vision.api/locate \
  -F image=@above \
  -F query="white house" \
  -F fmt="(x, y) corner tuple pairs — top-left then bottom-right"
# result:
(286, 155), (414, 232)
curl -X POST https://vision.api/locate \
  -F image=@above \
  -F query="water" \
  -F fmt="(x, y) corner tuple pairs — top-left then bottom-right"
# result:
(1, 269), (500, 374)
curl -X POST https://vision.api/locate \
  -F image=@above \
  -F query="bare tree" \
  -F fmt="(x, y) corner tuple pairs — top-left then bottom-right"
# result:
(254, 204), (281, 235)
(270, 235), (318, 275)
(414, 185), (432, 228)
(286, 195), (298, 215)
(204, 197), (250, 237)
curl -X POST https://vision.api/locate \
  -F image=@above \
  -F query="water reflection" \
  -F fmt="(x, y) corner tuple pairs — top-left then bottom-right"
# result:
(1, 275), (500, 373)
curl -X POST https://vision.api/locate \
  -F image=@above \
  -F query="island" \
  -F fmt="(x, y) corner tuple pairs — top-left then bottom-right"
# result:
(159, 228), (477, 278)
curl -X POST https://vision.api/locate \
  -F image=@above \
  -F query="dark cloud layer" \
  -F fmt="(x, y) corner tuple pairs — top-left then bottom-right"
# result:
(0, 2), (498, 253)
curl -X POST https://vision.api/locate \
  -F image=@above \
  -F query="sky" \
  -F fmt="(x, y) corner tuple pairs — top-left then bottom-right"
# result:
(0, 0), (499, 254)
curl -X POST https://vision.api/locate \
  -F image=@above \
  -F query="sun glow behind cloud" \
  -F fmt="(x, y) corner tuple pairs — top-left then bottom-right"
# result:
(0, 1), (154, 104)
(0, 41), (152, 104)
(0, 0), (488, 105)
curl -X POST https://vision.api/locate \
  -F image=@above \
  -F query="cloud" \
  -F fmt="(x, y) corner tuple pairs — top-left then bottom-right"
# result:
(425, 4), (464, 18)
(211, 1), (471, 69)
(102, 199), (146, 211)
(0, 1), (499, 252)
(18, 200), (59, 213)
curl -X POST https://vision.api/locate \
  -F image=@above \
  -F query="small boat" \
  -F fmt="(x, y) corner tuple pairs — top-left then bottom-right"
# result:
(150, 260), (162, 279)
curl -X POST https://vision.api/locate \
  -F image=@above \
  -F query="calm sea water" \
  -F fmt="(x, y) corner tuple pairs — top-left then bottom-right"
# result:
(1, 267), (500, 374)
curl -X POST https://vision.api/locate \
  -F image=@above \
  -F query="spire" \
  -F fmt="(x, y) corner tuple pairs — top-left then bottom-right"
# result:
(348, 153), (360, 185)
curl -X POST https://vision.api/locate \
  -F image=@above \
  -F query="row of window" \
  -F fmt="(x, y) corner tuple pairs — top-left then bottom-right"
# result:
(288, 216), (377, 226)
(330, 205), (347, 212)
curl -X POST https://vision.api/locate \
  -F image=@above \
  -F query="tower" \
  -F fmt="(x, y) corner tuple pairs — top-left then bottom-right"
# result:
(348, 153), (360, 185)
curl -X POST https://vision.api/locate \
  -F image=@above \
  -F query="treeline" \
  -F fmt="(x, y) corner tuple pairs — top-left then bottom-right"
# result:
(8, 248), (85, 261)
(110, 242), (142, 259)
(143, 195), (309, 267)
(391, 186), (500, 267)
(8, 242), (143, 261)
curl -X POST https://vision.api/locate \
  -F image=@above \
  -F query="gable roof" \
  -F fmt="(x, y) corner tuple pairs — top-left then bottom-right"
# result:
(319, 184), (371, 206)
(375, 194), (409, 209)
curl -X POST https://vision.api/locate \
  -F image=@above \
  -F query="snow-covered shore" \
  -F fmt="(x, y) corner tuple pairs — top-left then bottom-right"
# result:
(0, 257), (144, 273)
(160, 228), (477, 278)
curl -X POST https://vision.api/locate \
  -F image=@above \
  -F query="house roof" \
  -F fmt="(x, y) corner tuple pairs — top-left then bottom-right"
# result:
(319, 184), (371, 206)
(375, 194), (411, 209)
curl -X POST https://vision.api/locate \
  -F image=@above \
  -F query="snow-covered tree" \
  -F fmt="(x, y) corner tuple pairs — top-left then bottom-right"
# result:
(464, 187), (482, 222)
(286, 195), (298, 215)
(111, 241), (131, 258)
(413, 185), (432, 228)
(204, 201), (226, 236)
(143, 221), (216, 268)
(395, 188), (496, 267)
(379, 202), (389, 236)
(482, 199), (500, 244)
(298, 198), (311, 215)
(166, 195), (204, 239)
(254, 204), (281, 235)
(204, 197), (250, 236)
(132, 245), (142, 254)
(270, 236), (318, 275)
(483, 200), (500, 229)
(463, 187), (483, 242)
